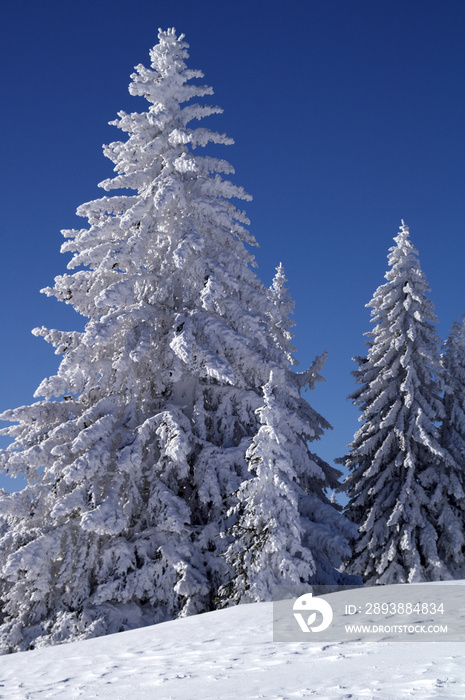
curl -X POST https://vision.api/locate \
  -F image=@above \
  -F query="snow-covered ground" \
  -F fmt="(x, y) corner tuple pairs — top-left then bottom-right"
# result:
(1, 583), (465, 699)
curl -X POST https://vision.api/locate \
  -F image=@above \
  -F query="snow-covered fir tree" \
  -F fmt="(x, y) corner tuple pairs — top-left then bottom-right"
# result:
(442, 315), (465, 472)
(218, 263), (359, 605)
(218, 265), (357, 604)
(340, 221), (464, 584)
(217, 369), (316, 604)
(439, 316), (465, 571)
(218, 363), (357, 604)
(0, 29), (353, 653)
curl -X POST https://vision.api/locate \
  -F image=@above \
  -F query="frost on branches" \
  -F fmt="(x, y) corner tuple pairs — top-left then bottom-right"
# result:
(340, 221), (464, 584)
(440, 315), (465, 570)
(442, 316), (465, 473)
(218, 319), (357, 604)
(0, 29), (353, 653)
(267, 263), (297, 365)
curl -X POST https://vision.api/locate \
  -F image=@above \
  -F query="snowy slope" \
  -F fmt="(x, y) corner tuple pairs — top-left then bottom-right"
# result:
(1, 584), (465, 699)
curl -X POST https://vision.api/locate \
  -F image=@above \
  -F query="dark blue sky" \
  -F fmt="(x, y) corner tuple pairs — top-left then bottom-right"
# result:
(1, 0), (464, 495)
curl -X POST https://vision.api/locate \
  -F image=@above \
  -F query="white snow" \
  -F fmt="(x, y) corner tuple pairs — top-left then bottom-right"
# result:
(1, 583), (465, 699)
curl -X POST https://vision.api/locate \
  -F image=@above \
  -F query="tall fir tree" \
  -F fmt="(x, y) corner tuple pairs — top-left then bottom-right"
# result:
(340, 221), (463, 584)
(0, 30), (352, 653)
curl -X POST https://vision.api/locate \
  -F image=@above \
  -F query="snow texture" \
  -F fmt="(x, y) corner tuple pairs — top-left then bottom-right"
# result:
(1, 583), (465, 699)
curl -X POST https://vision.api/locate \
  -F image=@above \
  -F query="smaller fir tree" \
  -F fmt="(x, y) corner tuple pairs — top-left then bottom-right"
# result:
(340, 221), (463, 584)
(442, 315), (465, 471)
(218, 267), (358, 604)
(439, 315), (465, 573)
(217, 369), (316, 603)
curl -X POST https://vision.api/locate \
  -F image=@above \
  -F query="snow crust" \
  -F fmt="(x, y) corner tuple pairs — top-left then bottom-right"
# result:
(1, 583), (465, 699)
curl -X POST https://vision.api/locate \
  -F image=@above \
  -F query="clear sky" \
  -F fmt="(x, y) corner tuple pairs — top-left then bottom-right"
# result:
(1, 0), (464, 496)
